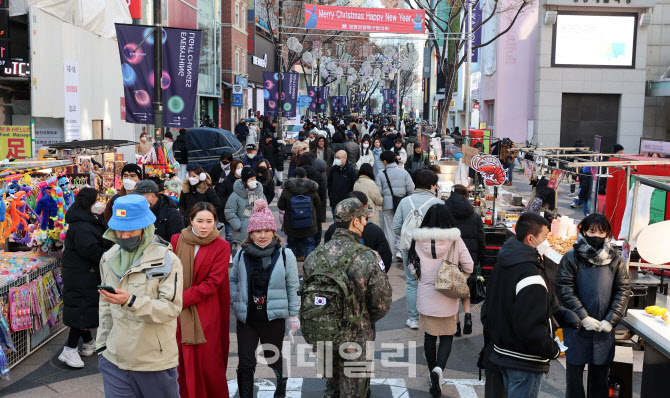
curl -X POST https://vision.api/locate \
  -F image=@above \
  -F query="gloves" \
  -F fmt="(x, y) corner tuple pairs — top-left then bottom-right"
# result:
(287, 316), (300, 333)
(598, 320), (613, 333)
(581, 316), (601, 331)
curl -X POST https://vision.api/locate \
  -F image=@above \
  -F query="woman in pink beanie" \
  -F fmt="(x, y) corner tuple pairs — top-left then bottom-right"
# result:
(229, 199), (300, 398)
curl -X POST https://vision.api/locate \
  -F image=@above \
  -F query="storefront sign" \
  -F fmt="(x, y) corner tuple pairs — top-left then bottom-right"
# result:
(461, 145), (479, 168)
(64, 60), (80, 141)
(0, 125), (31, 160)
(235, 75), (248, 89)
(34, 126), (64, 150)
(247, 0), (255, 53)
(232, 84), (243, 108)
(304, 5), (425, 34)
(253, 54), (267, 68)
(547, 169), (565, 189)
(640, 139), (670, 156)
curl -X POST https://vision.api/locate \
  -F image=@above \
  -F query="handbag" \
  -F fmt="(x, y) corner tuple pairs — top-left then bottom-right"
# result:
(383, 170), (404, 208)
(433, 240), (470, 299)
(468, 264), (486, 305)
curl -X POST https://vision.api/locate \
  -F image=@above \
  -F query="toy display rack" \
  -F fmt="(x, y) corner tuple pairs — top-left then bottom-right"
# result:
(0, 160), (73, 179)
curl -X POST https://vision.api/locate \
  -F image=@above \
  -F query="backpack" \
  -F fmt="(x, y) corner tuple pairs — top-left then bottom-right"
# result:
(289, 194), (313, 229)
(299, 244), (369, 347)
(398, 196), (438, 251)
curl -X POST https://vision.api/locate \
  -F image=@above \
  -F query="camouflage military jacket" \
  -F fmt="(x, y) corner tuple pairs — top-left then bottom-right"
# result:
(303, 228), (393, 344)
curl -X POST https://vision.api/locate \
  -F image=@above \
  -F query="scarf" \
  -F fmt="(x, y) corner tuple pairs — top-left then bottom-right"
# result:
(244, 189), (260, 217)
(574, 234), (616, 266)
(175, 227), (219, 345)
(241, 239), (278, 269)
(104, 225), (156, 278)
(220, 162), (231, 182)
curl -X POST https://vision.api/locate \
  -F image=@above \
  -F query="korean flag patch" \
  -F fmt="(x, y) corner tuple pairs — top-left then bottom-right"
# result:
(314, 296), (327, 306)
(378, 260), (385, 271)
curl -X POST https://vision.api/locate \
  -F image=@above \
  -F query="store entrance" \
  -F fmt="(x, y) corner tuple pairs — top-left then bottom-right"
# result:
(560, 93), (620, 152)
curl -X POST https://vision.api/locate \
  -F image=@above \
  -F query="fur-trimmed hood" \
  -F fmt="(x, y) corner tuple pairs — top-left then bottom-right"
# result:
(182, 173), (213, 194)
(283, 177), (318, 195)
(412, 227), (461, 242)
(413, 227), (463, 260)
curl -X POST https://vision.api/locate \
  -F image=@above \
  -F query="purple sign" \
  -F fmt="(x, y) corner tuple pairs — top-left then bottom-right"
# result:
(317, 86), (329, 114)
(308, 86), (317, 112)
(382, 89), (397, 115)
(262, 72), (299, 117)
(115, 24), (202, 127)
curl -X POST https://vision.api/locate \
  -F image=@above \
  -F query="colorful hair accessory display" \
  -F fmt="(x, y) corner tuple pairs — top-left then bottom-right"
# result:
(9, 285), (31, 331)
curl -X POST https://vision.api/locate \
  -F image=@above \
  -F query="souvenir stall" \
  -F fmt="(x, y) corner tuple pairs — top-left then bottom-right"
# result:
(137, 139), (182, 203)
(619, 176), (670, 397)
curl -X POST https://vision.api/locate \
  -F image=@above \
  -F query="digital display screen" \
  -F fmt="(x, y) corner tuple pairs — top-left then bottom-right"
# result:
(552, 14), (637, 68)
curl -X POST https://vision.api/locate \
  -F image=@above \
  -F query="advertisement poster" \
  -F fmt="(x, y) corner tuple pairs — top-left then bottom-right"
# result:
(471, 154), (507, 186)
(64, 60), (81, 141)
(261, 72), (299, 117)
(0, 125), (31, 159)
(304, 5), (425, 34)
(317, 86), (329, 114)
(115, 24), (202, 128)
(547, 169), (565, 189)
(307, 86), (317, 112)
(524, 160), (535, 181)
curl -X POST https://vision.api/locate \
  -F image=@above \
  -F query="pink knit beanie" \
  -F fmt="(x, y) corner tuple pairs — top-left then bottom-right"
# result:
(247, 199), (277, 233)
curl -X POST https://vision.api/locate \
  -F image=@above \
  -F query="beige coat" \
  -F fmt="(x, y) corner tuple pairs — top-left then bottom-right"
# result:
(96, 234), (183, 371)
(353, 175), (384, 226)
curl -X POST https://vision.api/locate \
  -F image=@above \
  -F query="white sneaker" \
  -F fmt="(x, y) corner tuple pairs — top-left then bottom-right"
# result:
(406, 318), (419, 329)
(81, 340), (96, 357)
(429, 367), (443, 397)
(58, 346), (84, 368)
(395, 251), (403, 260)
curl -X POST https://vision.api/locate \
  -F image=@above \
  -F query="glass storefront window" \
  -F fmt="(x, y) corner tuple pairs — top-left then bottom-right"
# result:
(198, 0), (215, 95)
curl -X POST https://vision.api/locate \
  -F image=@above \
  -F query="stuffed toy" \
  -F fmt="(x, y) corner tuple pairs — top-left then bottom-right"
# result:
(165, 177), (182, 205)
(3, 191), (29, 240)
(34, 182), (57, 231)
(58, 176), (74, 211)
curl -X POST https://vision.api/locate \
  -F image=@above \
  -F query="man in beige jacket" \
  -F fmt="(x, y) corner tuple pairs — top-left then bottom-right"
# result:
(96, 195), (183, 397)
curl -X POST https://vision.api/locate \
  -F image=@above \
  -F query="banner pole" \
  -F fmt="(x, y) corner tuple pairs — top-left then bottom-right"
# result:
(277, 0), (284, 139)
(153, 1), (163, 144)
(465, 0), (472, 144)
(395, 41), (401, 130)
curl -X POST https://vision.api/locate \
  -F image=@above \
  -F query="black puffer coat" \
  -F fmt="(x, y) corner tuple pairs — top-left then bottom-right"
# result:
(303, 165), (327, 223)
(556, 245), (630, 327)
(178, 180), (222, 226)
(216, 171), (239, 210)
(260, 138), (283, 172)
(277, 178), (321, 238)
(62, 206), (113, 329)
(151, 193), (184, 242)
(445, 194), (486, 267)
(324, 222), (392, 273)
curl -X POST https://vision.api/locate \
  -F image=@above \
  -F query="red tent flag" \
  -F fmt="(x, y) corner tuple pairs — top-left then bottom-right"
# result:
(304, 5), (425, 34)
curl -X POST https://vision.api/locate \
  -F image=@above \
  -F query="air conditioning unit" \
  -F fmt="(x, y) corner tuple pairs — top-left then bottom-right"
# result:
(545, 11), (557, 25)
(639, 12), (652, 27)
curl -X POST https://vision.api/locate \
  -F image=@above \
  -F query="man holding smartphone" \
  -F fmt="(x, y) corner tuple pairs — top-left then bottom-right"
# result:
(96, 195), (183, 397)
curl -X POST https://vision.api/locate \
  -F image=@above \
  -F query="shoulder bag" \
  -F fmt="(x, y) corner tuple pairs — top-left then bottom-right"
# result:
(383, 170), (404, 208)
(434, 240), (470, 299)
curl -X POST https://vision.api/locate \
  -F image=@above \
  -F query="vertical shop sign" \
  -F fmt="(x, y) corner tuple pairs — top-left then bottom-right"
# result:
(307, 86), (317, 112)
(0, 126), (31, 160)
(64, 61), (80, 141)
(247, 0), (255, 53)
(547, 169), (565, 189)
(317, 86), (329, 114)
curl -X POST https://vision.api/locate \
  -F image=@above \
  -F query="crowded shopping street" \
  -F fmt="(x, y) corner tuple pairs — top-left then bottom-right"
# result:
(1, 1), (670, 398)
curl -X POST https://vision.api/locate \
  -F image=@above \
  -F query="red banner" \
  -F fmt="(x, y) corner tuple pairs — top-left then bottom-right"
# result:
(127, 0), (142, 19)
(304, 5), (425, 34)
(547, 169), (565, 189)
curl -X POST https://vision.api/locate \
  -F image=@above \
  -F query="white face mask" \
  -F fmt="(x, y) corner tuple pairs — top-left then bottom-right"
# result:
(363, 143), (369, 149)
(247, 153), (256, 159)
(235, 168), (242, 177)
(247, 180), (258, 189)
(123, 179), (137, 191)
(333, 158), (342, 167)
(188, 177), (200, 185)
(140, 136), (147, 142)
(91, 202), (104, 214)
(532, 236), (551, 257)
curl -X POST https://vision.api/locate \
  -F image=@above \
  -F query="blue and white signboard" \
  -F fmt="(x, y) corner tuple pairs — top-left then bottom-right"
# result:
(232, 84), (244, 108)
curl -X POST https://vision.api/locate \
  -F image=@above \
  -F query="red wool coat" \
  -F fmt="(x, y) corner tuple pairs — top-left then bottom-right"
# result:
(171, 234), (231, 398)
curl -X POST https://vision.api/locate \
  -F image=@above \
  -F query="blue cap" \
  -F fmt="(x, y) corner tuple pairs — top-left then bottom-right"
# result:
(108, 195), (156, 231)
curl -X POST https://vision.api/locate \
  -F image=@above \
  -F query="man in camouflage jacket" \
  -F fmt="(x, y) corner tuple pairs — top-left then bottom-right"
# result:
(302, 198), (393, 398)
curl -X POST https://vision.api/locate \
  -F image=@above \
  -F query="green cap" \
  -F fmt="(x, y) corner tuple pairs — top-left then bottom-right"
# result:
(335, 198), (367, 223)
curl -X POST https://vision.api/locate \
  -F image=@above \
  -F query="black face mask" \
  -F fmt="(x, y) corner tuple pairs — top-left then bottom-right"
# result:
(222, 161), (230, 166)
(257, 166), (268, 174)
(585, 235), (606, 251)
(118, 235), (142, 252)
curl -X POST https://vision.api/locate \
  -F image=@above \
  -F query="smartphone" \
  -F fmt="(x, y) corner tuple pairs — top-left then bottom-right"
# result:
(98, 285), (116, 294)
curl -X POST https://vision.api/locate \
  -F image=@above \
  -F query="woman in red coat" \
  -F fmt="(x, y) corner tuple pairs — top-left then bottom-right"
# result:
(171, 202), (231, 398)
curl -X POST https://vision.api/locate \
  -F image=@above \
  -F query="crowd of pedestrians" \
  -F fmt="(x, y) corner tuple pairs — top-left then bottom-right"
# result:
(57, 114), (631, 398)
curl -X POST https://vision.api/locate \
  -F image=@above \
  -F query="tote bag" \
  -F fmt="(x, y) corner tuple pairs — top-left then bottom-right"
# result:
(434, 241), (470, 299)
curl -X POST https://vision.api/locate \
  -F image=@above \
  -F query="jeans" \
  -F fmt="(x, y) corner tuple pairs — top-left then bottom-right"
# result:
(500, 367), (543, 398)
(506, 161), (516, 184)
(381, 209), (398, 255)
(402, 250), (419, 321)
(314, 223), (323, 248)
(224, 223), (232, 243)
(331, 207), (337, 223)
(565, 363), (610, 398)
(583, 198), (590, 217)
(287, 235), (315, 259)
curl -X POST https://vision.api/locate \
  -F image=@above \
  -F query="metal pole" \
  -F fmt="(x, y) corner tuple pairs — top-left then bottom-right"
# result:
(277, 0), (283, 139)
(153, 1), (163, 143)
(464, 0), (472, 144)
(395, 41), (401, 131)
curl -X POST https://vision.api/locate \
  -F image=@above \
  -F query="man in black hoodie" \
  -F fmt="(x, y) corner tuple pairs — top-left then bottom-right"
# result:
(484, 212), (578, 398)
(132, 180), (184, 242)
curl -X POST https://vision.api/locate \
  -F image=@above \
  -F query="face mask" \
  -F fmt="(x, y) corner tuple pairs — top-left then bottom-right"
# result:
(333, 158), (342, 167)
(257, 166), (268, 174)
(188, 177), (200, 185)
(222, 161), (230, 167)
(123, 179), (137, 191)
(247, 153), (256, 159)
(585, 235), (606, 251)
(91, 202), (104, 214)
(235, 168), (242, 177)
(363, 143), (369, 149)
(140, 137), (147, 142)
(247, 180), (258, 189)
(118, 235), (142, 252)
(532, 236), (550, 257)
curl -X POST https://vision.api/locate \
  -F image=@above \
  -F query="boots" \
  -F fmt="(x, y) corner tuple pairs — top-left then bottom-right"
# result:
(237, 369), (255, 398)
(463, 313), (472, 335)
(455, 321), (461, 337)
(273, 367), (288, 398)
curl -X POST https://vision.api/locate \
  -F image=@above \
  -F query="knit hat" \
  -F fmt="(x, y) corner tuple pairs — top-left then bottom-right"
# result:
(122, 163), (143, 179)
(247, 199), (277, 233)
(241, 167), (256, 183)
(291, 141), (309, 155)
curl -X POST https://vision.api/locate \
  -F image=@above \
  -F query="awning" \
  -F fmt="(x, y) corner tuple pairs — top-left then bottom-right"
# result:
(648, 79), (670, 97)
